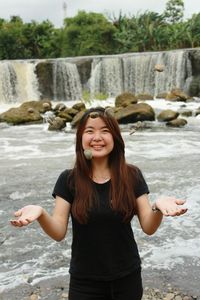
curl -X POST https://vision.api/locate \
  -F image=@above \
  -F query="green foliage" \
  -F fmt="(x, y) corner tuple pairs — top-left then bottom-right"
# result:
(163, 0), (184, 24)
(0, 17), (61, 59)
(1, 6), (200, 60)
(61, 11), (118, 56)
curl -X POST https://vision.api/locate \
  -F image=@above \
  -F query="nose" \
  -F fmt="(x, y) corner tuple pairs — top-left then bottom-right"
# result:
(92, 131), (102, 141)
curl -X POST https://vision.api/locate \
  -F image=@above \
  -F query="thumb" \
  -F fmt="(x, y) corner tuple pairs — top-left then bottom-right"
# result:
(14, 209), (23, 217)
(175, 199), (186, 205)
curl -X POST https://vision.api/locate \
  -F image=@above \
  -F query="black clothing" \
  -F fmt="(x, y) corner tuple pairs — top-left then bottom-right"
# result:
(68, 267), (143, 300)
(52, 167), (149, 281)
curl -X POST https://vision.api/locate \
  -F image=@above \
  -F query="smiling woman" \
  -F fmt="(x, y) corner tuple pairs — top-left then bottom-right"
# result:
(10, 106), (188, 300)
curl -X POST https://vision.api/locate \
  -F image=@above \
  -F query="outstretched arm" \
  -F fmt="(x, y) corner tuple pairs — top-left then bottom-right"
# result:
(136, 194), (187, 235)
(10, 196), (71, 241)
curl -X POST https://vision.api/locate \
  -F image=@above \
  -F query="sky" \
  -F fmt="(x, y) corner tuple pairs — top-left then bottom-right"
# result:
(0, 0), (199, 28)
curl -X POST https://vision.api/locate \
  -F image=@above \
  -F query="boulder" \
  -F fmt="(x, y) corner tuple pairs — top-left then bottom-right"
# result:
(166, 88), (189, 102)
(136, 94), (154, 101)
(72, 102), (86, 111)
(48, 117), (66, 131)
(115, 103), (155, 124)
(0, 106), (43, 125)
(0, 100), (52, 125)
(20, 100), (52, 113)
(157, 109), (179, 122)
(115, 92), (137, 107)
(179, 109), (193, 117)
(155, 92), (168, 99)
(166, 118), (187, 127)
(71, 110), (86, 128)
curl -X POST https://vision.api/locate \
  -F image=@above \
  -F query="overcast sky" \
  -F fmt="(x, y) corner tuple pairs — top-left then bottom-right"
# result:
(0, 0), (199, 28)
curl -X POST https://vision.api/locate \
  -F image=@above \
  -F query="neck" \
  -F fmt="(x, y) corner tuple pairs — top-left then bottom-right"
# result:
(91, 160), (110, 183)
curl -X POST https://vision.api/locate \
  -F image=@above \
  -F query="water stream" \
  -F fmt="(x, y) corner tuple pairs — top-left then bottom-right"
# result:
(0, 99), (200, 296)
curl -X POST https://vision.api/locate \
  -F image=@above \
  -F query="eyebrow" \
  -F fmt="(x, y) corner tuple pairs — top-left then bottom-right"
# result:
(84, 125), (109, 129)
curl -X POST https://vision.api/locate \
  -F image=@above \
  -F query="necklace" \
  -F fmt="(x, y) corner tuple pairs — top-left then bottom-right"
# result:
(93, 175), (110, 183)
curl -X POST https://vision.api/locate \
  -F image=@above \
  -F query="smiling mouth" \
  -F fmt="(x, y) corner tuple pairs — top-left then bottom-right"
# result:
(92, 145), (104, 150)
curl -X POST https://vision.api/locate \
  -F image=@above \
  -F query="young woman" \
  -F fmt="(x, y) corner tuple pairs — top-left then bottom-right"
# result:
(11, 107), (187, 300)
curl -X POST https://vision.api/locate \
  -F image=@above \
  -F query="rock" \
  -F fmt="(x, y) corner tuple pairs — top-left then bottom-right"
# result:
(115, 92), (137, 107)
(61, 292), (68, 298)
(57, 109), (73, 122)
(72, 102), (86, 111)
(48, 117), (66, 131)
(155, 64), (165, 72)
(174, 296), (183, 300)
(136, 94), (154, 100)
(164, 293), (175, 300)
(195, 109), (200, 116)
(166, 118), (187, 127)
(179, 110), (193, 117)
(30, 294), (39, 300)
(115, 103), (155, 124)
(0, 106), (43, 125)
(155, 92), (168, 99)
(20, 100), (52, 113)
(54, 103), (67, 112)
(71, 110), (86, 128)
(27, 108), (35, 113)
(157, 109), (179, 122)
(42, 102), (51, 111)
(166, 88), (189, 102)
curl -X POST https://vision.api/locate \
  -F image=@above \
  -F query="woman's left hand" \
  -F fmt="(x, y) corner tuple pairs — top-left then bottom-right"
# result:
(155, 197), (188, 217)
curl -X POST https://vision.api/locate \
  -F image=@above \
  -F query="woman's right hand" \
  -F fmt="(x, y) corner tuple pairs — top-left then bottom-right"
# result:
(10, 205), (43, 227)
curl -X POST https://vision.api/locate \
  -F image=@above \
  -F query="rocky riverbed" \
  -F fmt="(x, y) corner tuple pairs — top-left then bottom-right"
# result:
(0, 275), (198, 300)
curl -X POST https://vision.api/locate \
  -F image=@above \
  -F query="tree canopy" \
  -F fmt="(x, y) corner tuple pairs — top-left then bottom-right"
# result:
(0, 0), (200, 60)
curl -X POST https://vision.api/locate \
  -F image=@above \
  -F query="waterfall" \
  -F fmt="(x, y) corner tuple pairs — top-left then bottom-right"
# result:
(0, 61), (40, 104)
(89, 57), (123, 97)
(89, 50), (192, 97)
(0, 49), (195, 104)
(123, 50), (192, 96)
(53, 61), (82, 101)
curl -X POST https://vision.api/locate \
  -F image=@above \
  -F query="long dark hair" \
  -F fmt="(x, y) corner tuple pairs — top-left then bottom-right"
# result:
(69, 107), (140, 224)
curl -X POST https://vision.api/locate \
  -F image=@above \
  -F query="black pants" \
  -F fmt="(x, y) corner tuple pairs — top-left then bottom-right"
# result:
(68, 268), (143, 300)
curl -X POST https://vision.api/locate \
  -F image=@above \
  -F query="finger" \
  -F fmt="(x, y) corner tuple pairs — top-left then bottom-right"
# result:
(175, 199), (186, 205)
(14, 209), (23, 217)
(10, 220), (22, 227)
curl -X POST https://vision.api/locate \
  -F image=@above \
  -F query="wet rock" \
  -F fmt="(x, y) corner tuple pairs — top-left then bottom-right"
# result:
(115, 92), (138, 107)
(115, 103), (155, 124)
(136, 93), (154, 100)
(157, 109), (179, 122)
(155, 64), (165, 72)
(166, 118), (187, 127)
(166, 88), (189, 102)
(0, 106), (43, 125)
(71, 110), (85, 128)
(48, 117), (66, 131)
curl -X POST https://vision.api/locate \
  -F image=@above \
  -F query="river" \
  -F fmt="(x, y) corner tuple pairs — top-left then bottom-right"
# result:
(0, 99), (200, 298)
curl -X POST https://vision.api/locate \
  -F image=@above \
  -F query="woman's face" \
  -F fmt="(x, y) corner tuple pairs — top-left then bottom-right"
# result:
(82, 117), (114, 159)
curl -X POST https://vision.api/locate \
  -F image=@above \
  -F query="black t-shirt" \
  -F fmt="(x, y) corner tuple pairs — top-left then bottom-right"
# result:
(52, 167), (149, 281)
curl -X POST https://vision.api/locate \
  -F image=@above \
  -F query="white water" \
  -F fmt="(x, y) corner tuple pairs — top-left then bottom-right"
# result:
(0, 99), (200, 294)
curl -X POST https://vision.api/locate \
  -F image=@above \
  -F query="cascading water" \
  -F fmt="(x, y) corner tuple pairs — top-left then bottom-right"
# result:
(53, 61), (82, 101)
(0, 61), (40, 104)
(0, 50), (195, 104)
(0, 62), (17, 103)
(89, 50), (193, 97)
(89, 57), (123, 97)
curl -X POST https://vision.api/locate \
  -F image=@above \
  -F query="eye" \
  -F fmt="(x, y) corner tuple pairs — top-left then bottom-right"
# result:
(102, 128), (110, 133)
(84, 129), (93, 134)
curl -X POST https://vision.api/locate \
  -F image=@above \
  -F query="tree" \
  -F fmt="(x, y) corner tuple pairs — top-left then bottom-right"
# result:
(163, 0), (184, 24)
(61, 11), (118, 56)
